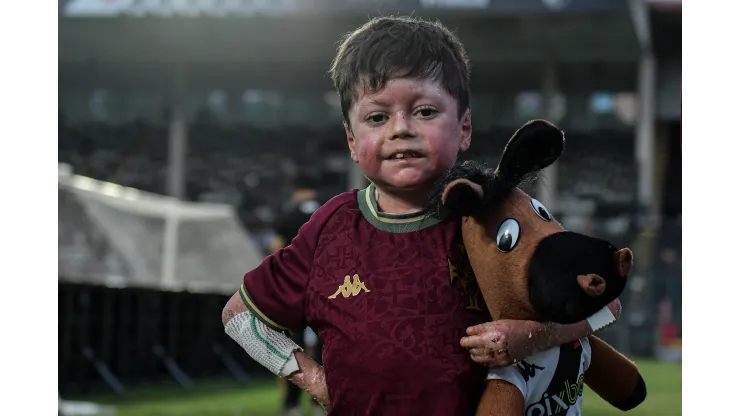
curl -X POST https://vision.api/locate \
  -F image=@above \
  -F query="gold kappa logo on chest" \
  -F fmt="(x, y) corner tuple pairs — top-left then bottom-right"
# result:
(328, 274), (371, 299)
(448, 244), (483, 312)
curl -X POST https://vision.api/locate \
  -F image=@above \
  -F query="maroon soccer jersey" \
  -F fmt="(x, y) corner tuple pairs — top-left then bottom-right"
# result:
(242, 184), (490, 415)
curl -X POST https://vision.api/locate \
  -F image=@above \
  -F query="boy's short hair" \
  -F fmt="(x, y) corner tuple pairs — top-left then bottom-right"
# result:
(329, 16), (471, 124)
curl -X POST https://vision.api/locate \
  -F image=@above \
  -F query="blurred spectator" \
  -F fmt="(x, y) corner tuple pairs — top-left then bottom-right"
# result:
(269, 175), (324, 416)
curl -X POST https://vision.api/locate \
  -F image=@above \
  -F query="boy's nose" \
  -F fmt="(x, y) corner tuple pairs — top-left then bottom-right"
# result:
(389, 112), (415, 140)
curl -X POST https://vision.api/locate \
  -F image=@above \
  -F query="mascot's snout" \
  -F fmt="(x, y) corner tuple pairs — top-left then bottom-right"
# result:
(528, 232), (632, 324)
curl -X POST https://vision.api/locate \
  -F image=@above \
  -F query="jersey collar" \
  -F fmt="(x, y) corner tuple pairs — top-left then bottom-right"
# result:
(357, 183), (445, 233)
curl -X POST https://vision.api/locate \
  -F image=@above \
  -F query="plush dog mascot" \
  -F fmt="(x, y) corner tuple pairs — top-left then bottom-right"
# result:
(433, 120), (647, 416)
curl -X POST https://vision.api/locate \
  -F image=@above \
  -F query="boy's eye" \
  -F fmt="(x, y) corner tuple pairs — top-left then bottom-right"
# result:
(367, 114), (387, 124)
(416, 107), (437, 118)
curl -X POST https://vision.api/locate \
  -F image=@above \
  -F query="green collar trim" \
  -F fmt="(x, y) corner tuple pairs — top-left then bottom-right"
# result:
(357, 183), (445, 233)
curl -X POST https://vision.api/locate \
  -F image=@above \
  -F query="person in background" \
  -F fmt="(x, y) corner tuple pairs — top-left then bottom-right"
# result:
(270, 175), (324, 416)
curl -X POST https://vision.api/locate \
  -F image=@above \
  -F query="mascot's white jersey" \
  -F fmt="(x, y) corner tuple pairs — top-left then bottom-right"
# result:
(487, 337), (592, 416)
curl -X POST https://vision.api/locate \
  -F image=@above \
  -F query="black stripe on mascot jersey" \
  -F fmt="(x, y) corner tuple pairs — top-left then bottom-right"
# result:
(524, 340), (585, 416)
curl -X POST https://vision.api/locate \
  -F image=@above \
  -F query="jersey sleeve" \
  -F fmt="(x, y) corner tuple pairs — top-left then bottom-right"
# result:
(240, 192), (354, 331)
(486, 365), (529, 400)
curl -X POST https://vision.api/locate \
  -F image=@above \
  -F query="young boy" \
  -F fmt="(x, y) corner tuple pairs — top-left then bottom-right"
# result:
(222, 16), (617, 415)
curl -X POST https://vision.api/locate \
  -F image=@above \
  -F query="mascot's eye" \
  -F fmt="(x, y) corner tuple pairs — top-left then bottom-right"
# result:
(530, 198), (552, 222)
(496, 219), (521, 253)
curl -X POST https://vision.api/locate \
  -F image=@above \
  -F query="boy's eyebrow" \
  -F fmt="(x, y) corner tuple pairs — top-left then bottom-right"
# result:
(367, 97), (391, 107)
(365, 91), (425, 108)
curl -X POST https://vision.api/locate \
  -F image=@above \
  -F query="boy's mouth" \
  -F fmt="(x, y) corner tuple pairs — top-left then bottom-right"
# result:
(388, 152), (422, 160)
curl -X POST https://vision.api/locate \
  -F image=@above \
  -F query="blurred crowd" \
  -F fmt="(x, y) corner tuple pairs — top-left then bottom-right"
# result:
(58, 117), (639, 239)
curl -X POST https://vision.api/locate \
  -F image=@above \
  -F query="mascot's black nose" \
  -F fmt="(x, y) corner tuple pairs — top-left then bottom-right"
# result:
(531, 232), (617, 275)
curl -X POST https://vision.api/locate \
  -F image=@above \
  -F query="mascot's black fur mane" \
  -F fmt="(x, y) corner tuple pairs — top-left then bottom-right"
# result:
(426, 120), (565, 219)
(427, 160), (538, 219)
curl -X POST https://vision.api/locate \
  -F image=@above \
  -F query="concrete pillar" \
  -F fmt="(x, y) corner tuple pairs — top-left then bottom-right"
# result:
(167, 64), (188, 200)
(536, 60), (559, 212)
(636, 53), (657, 210)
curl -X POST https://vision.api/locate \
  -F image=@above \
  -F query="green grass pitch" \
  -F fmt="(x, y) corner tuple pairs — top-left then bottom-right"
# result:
(88, 360), (680, 416)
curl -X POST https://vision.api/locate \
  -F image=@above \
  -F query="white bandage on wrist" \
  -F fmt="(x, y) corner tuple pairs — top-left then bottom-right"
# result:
(224, 311), (302, 377)
(586, 306), (616, 332)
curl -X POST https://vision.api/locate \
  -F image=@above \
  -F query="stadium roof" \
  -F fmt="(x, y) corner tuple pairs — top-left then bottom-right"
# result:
(60, 0), (627, 18)
(60, 1), (641, 69)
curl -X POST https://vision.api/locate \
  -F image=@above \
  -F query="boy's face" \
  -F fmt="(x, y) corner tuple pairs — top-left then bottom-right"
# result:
(344, 77), (472, 193)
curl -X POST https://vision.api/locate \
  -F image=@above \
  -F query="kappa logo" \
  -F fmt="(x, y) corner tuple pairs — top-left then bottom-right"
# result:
(328, 274), (371, 299)
(515, 360), (545, 382)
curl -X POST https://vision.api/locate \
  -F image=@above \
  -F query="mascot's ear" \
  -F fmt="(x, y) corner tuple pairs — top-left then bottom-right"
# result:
(441, 178), (485, 217)
(495, 120), (565, 181)
(615, 248), (634, 278)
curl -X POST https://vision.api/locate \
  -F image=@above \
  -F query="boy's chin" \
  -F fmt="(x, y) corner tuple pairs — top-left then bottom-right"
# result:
(374, 173), (437, 192)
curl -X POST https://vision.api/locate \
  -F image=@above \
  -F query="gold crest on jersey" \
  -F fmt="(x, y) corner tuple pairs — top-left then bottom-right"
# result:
(448, 244), (483, 312)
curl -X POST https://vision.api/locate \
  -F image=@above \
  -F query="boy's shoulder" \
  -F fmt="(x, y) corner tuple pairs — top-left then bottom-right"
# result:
(302, 189), (361, 233)
(314, 189), (359, 220)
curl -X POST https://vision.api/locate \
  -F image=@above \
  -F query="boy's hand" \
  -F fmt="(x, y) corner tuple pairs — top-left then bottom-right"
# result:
(289, 352), (331, 411)
(460, 299), (622, 368)
(460, 320), (553, 367)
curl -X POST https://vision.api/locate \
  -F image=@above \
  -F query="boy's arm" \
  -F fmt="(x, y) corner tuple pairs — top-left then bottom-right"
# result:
(461, 299), (621, 367)
(548, 299), (621, 345)
(221, 293), (330, 409)
(477, 363), (531, 416)
(475, 380), (526, 416)
(221, 194), (352, 407)
(292, 353), (331, 411)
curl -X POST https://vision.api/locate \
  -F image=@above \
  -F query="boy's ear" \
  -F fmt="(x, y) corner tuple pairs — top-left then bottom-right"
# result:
(459, 109), (472, 153)
(495, 120), (564, 181)
(345, 122), (358, 163)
